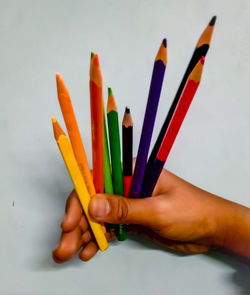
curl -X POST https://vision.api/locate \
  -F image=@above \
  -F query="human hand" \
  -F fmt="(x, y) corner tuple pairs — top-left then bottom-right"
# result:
(52, 190), (115, 263)
(53, 168), (250, 262)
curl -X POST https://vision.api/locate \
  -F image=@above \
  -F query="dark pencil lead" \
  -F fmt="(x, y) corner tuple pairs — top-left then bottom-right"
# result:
(91, 52), (94, 59)
(162, 38), (167, 48)
(209, 16), (217, 26)
(125, 107), (130, 114)
(108, 87), (112, 96)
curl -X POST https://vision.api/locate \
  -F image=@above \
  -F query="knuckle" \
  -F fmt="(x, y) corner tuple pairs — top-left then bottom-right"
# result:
(115, 198), (128, 223)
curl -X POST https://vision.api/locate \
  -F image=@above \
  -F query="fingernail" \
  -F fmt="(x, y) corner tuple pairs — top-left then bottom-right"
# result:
(91, 198), (111, 218)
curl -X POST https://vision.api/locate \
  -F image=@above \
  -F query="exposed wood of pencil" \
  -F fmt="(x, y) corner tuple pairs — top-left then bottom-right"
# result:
(89, 53), (104, 193)
(56, 73), (96, 197)
(107, 87), (118, 113)
(196, 16), (216, 48)
(52, 117), (108, 251)
(122, 107), (133, 128)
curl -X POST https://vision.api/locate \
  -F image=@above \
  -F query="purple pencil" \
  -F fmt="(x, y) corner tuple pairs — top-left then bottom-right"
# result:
(130, 39), (167, 198)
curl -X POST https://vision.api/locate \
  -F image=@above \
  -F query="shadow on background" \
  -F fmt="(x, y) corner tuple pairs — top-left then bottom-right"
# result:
(207, 250), (250, 295)
(128, 234), (250, 294)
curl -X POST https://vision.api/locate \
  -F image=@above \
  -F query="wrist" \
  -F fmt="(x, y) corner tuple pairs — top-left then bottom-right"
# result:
(213, 198), (250, 259)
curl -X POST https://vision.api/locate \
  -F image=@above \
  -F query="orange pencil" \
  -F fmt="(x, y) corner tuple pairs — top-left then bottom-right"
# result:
(56, 73), (95, 196)
(89, 54), (104, 193)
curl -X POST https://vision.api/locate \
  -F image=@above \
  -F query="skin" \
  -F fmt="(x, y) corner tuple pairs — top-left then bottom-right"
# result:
(52, 168), (250, 263)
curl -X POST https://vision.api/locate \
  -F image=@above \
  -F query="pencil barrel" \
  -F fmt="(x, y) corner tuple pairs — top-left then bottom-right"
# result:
(103, 111), (114, 194)
(122, 125), (133, 177)
(107, 110), (123, 195)
(123, 176), (132, 198)
(141, 158), (165, 197)
(130, 59), (166, 198)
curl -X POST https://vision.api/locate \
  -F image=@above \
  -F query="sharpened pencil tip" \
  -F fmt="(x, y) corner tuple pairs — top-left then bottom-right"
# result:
(108, 87), (113, 96)
(209, 16), (217, 26)
(55, 72), (70, 97)
(162, 38), (167, 48)
(93, 54), (100, 67)
(56, 72), (61, 80)
(91, 52), (94, 59)
(125, 107), (130, 114)
(52, 117), (66, 140)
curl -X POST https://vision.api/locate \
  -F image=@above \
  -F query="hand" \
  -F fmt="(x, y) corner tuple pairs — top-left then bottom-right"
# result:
(52, 190), (115, 263)
(89, 169), (224, 254)
(53, 168), (250, 262)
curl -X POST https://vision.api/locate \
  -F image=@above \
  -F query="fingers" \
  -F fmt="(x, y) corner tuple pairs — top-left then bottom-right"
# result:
(89, 193), (164, 228)
(52, 225), (82, 263)
(105, 231), (116, 241)
(61, 190), (83, 232)
(77, 229), (116, 262)
(79, 241), (98, 261)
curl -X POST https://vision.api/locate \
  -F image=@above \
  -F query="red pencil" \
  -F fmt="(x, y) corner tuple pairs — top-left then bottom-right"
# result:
(89, 53), (104, 193)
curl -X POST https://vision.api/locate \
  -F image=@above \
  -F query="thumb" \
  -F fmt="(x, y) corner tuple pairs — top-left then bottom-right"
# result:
(89, 193), (160, 227)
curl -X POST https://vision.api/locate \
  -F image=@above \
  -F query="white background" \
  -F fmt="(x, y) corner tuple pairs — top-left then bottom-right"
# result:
(1, 0), (250, 294)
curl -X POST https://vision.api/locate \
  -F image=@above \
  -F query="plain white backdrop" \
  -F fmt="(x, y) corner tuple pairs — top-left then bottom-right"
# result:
(1, 0), (250, 294)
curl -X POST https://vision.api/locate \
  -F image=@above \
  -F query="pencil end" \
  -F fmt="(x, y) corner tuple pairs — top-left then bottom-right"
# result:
(52, 117), (66, 141)
(56, 73), (69, 96)
(93, 54), (100, 67)
(162, 38), (167, 48)
(196, 16), (216, 48)
(122, 106), (133, 127)
(91, 52), (94, 59)
(108, 87), (113, 96)
(155, 38), (167, 65)
(189, 56), (205, 83)
(51, 117), (57, 124)
(107, 88), (117, 113)
(209, 15), (217, 26)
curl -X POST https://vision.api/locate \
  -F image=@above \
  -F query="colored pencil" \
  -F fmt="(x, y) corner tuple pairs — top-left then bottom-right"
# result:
(122, 107), (133, 197)
(130, 38), (167, 198)
(103, 103), (113, 194)
(90, 53), (104, 193)
(107, 87), (126, 240)
(56, 73), (106, 233)
(56, 73), (95, 197)
(141, 57), (205, 197)
(143, 16), (216, 188)
(52, 117), (108, 251)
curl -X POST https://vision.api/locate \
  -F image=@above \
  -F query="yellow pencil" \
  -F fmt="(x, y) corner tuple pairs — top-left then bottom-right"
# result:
(52, 117), (108, 251)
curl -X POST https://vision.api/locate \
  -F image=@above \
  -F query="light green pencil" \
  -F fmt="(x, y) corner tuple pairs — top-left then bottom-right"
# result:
(103, 105), (113, 194)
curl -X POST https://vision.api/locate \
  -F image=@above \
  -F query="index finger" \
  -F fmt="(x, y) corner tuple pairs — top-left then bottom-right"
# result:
(61, 190), (83, 232)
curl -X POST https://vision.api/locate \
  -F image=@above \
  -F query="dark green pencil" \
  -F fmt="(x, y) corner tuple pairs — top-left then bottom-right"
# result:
(107, 87), (126, 241)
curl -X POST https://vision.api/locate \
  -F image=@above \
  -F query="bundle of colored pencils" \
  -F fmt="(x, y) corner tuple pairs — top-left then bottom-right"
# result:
(51, 16), (216, 250)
